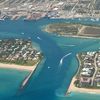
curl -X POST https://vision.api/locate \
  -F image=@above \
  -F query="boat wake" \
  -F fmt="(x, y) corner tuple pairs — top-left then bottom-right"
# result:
(65, 45), (76, 47)
(59, 53), (72, 66)
(60, 44), (76, 47)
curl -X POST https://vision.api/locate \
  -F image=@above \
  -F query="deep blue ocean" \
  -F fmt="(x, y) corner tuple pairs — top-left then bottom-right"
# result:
(0, 17), (100, 100)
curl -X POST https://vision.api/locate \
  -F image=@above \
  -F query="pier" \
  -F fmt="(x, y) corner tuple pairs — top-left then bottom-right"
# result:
(20, 61), (40, 89)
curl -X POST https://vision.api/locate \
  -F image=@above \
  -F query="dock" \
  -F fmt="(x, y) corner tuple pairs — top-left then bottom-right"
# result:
(20, 61), (40, 89)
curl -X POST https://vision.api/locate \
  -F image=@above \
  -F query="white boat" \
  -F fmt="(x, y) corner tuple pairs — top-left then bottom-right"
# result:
(28, 37), (31, 39)
(91, 18), (95, 22)
(21, 32), (24, 35)
(0, 18), (4, 21)
(96, 18), (99, 21)
(48, 66), (51, 69)
(37, 36), (41, 40)
(78, 18), (81, 21)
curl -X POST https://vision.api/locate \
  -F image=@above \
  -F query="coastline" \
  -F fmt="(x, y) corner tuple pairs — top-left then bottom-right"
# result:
(44, 29), (100, 39)
(20, 60), (41, 89)
(67, 77), (100, 94)
(0, 62), (39, 71)
(45, 30), (100, 40)
(0, 61), (41, 89)
(57, 34), (100, 39)
(67, 55), (100, 95)
(43, 24), (100, 40)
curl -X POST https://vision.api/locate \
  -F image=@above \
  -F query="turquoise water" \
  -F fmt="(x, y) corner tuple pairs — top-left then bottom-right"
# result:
(0, 69), (29, 100)
(0, 18), (100, 100)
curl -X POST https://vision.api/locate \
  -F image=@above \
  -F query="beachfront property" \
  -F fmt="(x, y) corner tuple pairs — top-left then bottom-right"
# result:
(0, 39), (42, 89)
(0, 39), (42, 66)
(0, 0), (100, 20)
(73, 51), (100, 88)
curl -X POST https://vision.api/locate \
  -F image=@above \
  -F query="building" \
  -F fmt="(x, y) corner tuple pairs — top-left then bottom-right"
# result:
(80, 77), (91, 87)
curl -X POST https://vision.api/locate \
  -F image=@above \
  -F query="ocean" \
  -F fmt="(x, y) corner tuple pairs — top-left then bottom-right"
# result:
(0, 17), (100, 100)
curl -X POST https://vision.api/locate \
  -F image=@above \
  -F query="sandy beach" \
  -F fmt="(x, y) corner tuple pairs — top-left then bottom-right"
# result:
(67, 54), (100, 94)
(67, 77), (100, 94)
(0, 62), (39, 71)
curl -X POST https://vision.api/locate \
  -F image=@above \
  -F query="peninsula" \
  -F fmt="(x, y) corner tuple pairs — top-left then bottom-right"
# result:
(44, 23), (100, 38)
(67, 51), (100, 94)
(0, 39), (42, 70)
(0, 39), (43, 88)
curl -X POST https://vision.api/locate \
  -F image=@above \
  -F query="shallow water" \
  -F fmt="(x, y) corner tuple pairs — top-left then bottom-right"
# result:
(0, 69), (29, 100)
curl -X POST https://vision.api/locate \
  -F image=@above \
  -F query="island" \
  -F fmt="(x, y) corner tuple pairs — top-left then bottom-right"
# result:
(43, 23), (100, 38)
(67, 51), (100, 94)
(0, 39), (43, 88)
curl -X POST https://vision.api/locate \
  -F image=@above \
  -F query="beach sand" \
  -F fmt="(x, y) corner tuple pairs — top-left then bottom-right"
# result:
(0, 63), (39, 71)
(67, 77), (100, 94)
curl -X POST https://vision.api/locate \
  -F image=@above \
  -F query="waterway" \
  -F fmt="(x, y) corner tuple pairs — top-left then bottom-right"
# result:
(0, 18), (100, 100)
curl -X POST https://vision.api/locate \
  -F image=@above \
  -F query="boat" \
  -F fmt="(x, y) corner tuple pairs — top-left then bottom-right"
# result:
(0, 18), (4, 21)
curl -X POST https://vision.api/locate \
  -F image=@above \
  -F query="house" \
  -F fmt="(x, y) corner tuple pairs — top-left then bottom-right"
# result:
(82, 68), (92, 73)
(94, 78), (100, 87)
(97, 62), (100, 67)
(80, 77), (91, 87)
(87, 52), (95, 57)
(81, 67), (95, 77)
(83, 62), (92, 66)
(81, 72), (91, 77)
(97, 82), (100, 87)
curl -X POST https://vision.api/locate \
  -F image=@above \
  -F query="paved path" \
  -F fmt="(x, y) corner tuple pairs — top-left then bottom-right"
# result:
(91, 53), (98, 86)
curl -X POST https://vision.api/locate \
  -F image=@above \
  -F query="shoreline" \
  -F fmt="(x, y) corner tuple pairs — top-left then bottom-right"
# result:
(57, 34), (100, 40)
(0, 61), (41, 89)
(45, 30), (100, 40)
(67, 55), (100, 95)
(43, 24), (100, 40)
(67, 77), (100, 94)
(20, 60), (41, 89)
(0, 62), (39, 71)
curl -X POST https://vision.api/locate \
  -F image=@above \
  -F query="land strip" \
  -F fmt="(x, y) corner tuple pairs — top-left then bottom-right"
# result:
(44, 23), (100, 38)
(67, 51), (100, 94)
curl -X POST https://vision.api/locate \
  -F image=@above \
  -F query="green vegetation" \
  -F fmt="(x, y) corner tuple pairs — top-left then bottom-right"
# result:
(75, 51), (100, 89)
(44, 23), (80, 35)
(0, 39), (43, 66)
(44, 23), (100, 38)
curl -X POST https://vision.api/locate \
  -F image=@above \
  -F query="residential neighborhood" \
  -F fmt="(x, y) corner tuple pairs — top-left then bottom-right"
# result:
(74, 51), (100, 88)
(0, 39), (42, 66)
(0, 0), (100, 20)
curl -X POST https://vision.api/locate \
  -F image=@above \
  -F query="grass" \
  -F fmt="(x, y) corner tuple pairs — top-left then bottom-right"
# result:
(43, 22), (100, 38)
